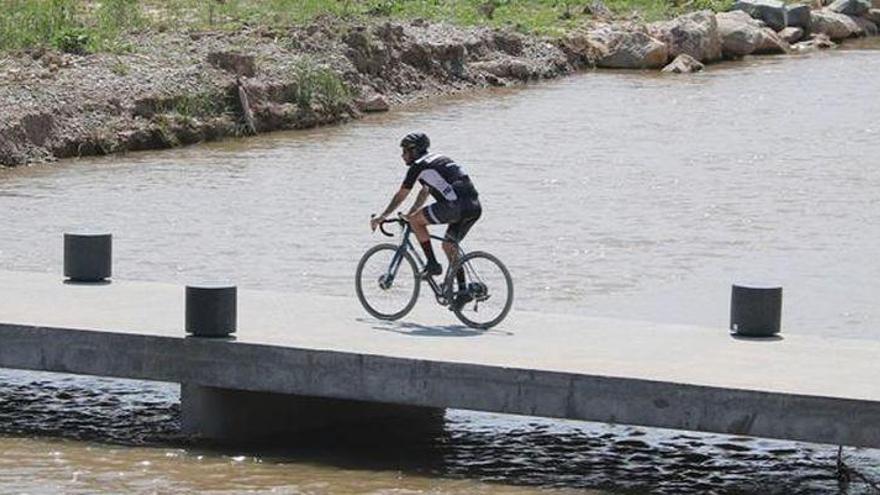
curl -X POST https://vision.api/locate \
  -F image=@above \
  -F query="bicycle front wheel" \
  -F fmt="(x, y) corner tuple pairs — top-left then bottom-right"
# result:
(448, 251), (513, 329)
(355, 243), (420, 321)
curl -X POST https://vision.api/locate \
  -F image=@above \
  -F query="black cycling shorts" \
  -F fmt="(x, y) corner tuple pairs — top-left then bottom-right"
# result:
(425, 197), (482, 242)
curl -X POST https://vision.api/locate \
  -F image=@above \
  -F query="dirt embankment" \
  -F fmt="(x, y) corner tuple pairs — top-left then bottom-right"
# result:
(1, 1), (878, 167)
(0, 18), (575, 167)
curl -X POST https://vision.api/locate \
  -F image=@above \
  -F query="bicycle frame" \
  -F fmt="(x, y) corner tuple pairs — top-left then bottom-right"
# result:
(385, 220), (467, 306)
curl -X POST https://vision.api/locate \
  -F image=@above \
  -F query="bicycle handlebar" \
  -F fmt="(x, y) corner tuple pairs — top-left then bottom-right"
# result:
(374, 214), (407, 237)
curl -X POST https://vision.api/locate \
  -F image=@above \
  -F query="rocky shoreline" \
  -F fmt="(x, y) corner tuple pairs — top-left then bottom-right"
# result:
(1, 0), (878, 167)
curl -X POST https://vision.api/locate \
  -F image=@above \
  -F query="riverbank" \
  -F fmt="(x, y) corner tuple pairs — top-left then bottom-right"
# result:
(1, 0), (878, 167)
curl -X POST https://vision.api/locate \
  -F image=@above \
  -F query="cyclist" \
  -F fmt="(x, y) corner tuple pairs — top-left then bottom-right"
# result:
(370, 132), (482, 309)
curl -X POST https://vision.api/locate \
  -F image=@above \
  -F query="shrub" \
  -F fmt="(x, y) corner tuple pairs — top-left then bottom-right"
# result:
(292, 58), (351, 116)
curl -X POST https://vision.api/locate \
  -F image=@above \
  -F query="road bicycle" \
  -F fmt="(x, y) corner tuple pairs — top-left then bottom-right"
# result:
(356, 214), (513, 329)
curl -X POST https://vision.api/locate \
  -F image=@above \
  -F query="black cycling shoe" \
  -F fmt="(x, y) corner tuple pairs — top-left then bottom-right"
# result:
(421, 261), (442, 278)
(450, 292), (474, 311)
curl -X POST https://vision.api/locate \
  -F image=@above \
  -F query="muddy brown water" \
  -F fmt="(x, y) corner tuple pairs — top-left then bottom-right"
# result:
(1, 41), (880, 494)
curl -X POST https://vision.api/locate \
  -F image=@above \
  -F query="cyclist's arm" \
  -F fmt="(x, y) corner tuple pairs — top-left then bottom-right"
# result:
(378, 187), (411, 219)
(406, 186), (431, 215)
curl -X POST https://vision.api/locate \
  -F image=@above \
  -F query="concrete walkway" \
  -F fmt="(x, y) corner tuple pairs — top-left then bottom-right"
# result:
(0, 270), (878, 447)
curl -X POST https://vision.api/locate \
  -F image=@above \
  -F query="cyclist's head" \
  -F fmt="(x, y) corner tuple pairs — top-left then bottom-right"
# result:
(400, 132), (430, 164)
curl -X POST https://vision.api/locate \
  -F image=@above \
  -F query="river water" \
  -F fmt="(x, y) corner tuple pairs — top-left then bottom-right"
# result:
(1, 41), (879, 494)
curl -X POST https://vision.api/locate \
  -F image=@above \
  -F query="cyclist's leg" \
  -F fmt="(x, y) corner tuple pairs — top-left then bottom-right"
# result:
(415, 202), (461, 276)
(407, 210), (441, 275)
(444, 201), (481, 292)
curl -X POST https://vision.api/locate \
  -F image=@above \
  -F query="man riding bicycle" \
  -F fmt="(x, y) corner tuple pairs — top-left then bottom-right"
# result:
(370, 132), (482, 309)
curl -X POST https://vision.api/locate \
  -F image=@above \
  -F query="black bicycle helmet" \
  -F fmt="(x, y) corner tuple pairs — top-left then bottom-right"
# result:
(400, 132), (430, 156)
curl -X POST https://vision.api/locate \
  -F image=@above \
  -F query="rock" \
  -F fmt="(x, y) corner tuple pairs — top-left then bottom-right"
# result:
(558, 32), (606, 66)
(865, 9), (880, 25)
(851, 15), (878, 35)
(586, 27), (669, 69)
(755, 27), (792, 52)
(827, 0), (871, 15)
(810, 9), (860, 38)
(470, 58), (536, 80)
(356, 94), (390, 112)
(779, 26), (806, 42)
(206, 51), (256, 78)
(649, 11), (722, 63)
(786, 4), (813, 30)
(716, 11), (766, 56)
(799, 31), (837, 49)
(661, 53), (705, 72)
(875, 0), (880, 8)
(792, 32), (837, 51)
(731, 0), (788, 31)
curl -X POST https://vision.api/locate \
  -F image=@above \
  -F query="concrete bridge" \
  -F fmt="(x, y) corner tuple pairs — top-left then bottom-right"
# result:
(0, 270), (877, 447)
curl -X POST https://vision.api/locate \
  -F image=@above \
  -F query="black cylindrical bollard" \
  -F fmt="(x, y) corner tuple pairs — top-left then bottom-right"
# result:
(730, 284), (782, 337)
(186, 284), (237, 337)
(64, 232), (112, 282)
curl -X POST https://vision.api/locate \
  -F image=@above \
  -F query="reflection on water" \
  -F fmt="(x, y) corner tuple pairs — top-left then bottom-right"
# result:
(2, 46), (880, 494)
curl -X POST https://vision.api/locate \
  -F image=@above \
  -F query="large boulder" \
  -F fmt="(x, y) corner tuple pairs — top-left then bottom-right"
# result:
(648, 10), (723, 63)
(851, 16), (879, 35)
(731, 0), (788, 31)
(810, 9), (860, 38)
(661, 53), (705, 72)
(786, 4), (813, 31)
(827, 0), (871, 15)
(586, 27), (669, 69)
(716, 10), (766, 56)
(755, 27), (791, 52)
(558, 31), (607, 66)
(865, 9), (880, 25)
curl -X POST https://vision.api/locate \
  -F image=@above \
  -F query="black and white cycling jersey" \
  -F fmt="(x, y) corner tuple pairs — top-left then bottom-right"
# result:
(401, 153), (475, 203)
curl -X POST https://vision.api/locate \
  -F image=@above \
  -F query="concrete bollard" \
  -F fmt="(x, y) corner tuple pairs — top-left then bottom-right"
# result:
(64, 232), (112, 282)
(730, 284), (782, 337)
(186, 284), (237, 337)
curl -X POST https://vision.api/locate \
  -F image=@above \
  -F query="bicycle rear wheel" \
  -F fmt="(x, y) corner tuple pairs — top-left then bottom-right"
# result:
(448, 251), (513, 329)
(355, 243), (420, 321)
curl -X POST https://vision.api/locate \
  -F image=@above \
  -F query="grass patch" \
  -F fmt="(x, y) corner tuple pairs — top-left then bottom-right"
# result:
(291, 57), (352, 116)
(0, 0), (147, 53)
(1, 0), (735, 53)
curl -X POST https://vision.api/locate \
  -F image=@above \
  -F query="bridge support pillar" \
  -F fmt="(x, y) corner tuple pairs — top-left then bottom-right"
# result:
(180, 384), (445, 444)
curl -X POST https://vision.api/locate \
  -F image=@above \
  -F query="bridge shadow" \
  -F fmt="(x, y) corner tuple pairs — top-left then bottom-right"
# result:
(358, 318), (513, 337)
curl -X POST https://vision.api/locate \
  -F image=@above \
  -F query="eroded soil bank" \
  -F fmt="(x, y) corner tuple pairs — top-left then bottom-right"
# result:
(1, 0), (878, 166)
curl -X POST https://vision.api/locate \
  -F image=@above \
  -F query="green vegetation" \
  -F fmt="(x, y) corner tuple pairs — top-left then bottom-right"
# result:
(0, 0), (146, 52)
(153, 91), (231, 118)
(292, 57), (353, 116)
(1, 0), (736, 52)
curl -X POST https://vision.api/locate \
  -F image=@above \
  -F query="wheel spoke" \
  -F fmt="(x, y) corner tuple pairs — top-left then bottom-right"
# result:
(451, 252), (513, 329)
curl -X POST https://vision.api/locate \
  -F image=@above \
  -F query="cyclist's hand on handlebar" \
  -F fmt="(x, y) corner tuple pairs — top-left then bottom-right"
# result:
(370, 215), (385, 232)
